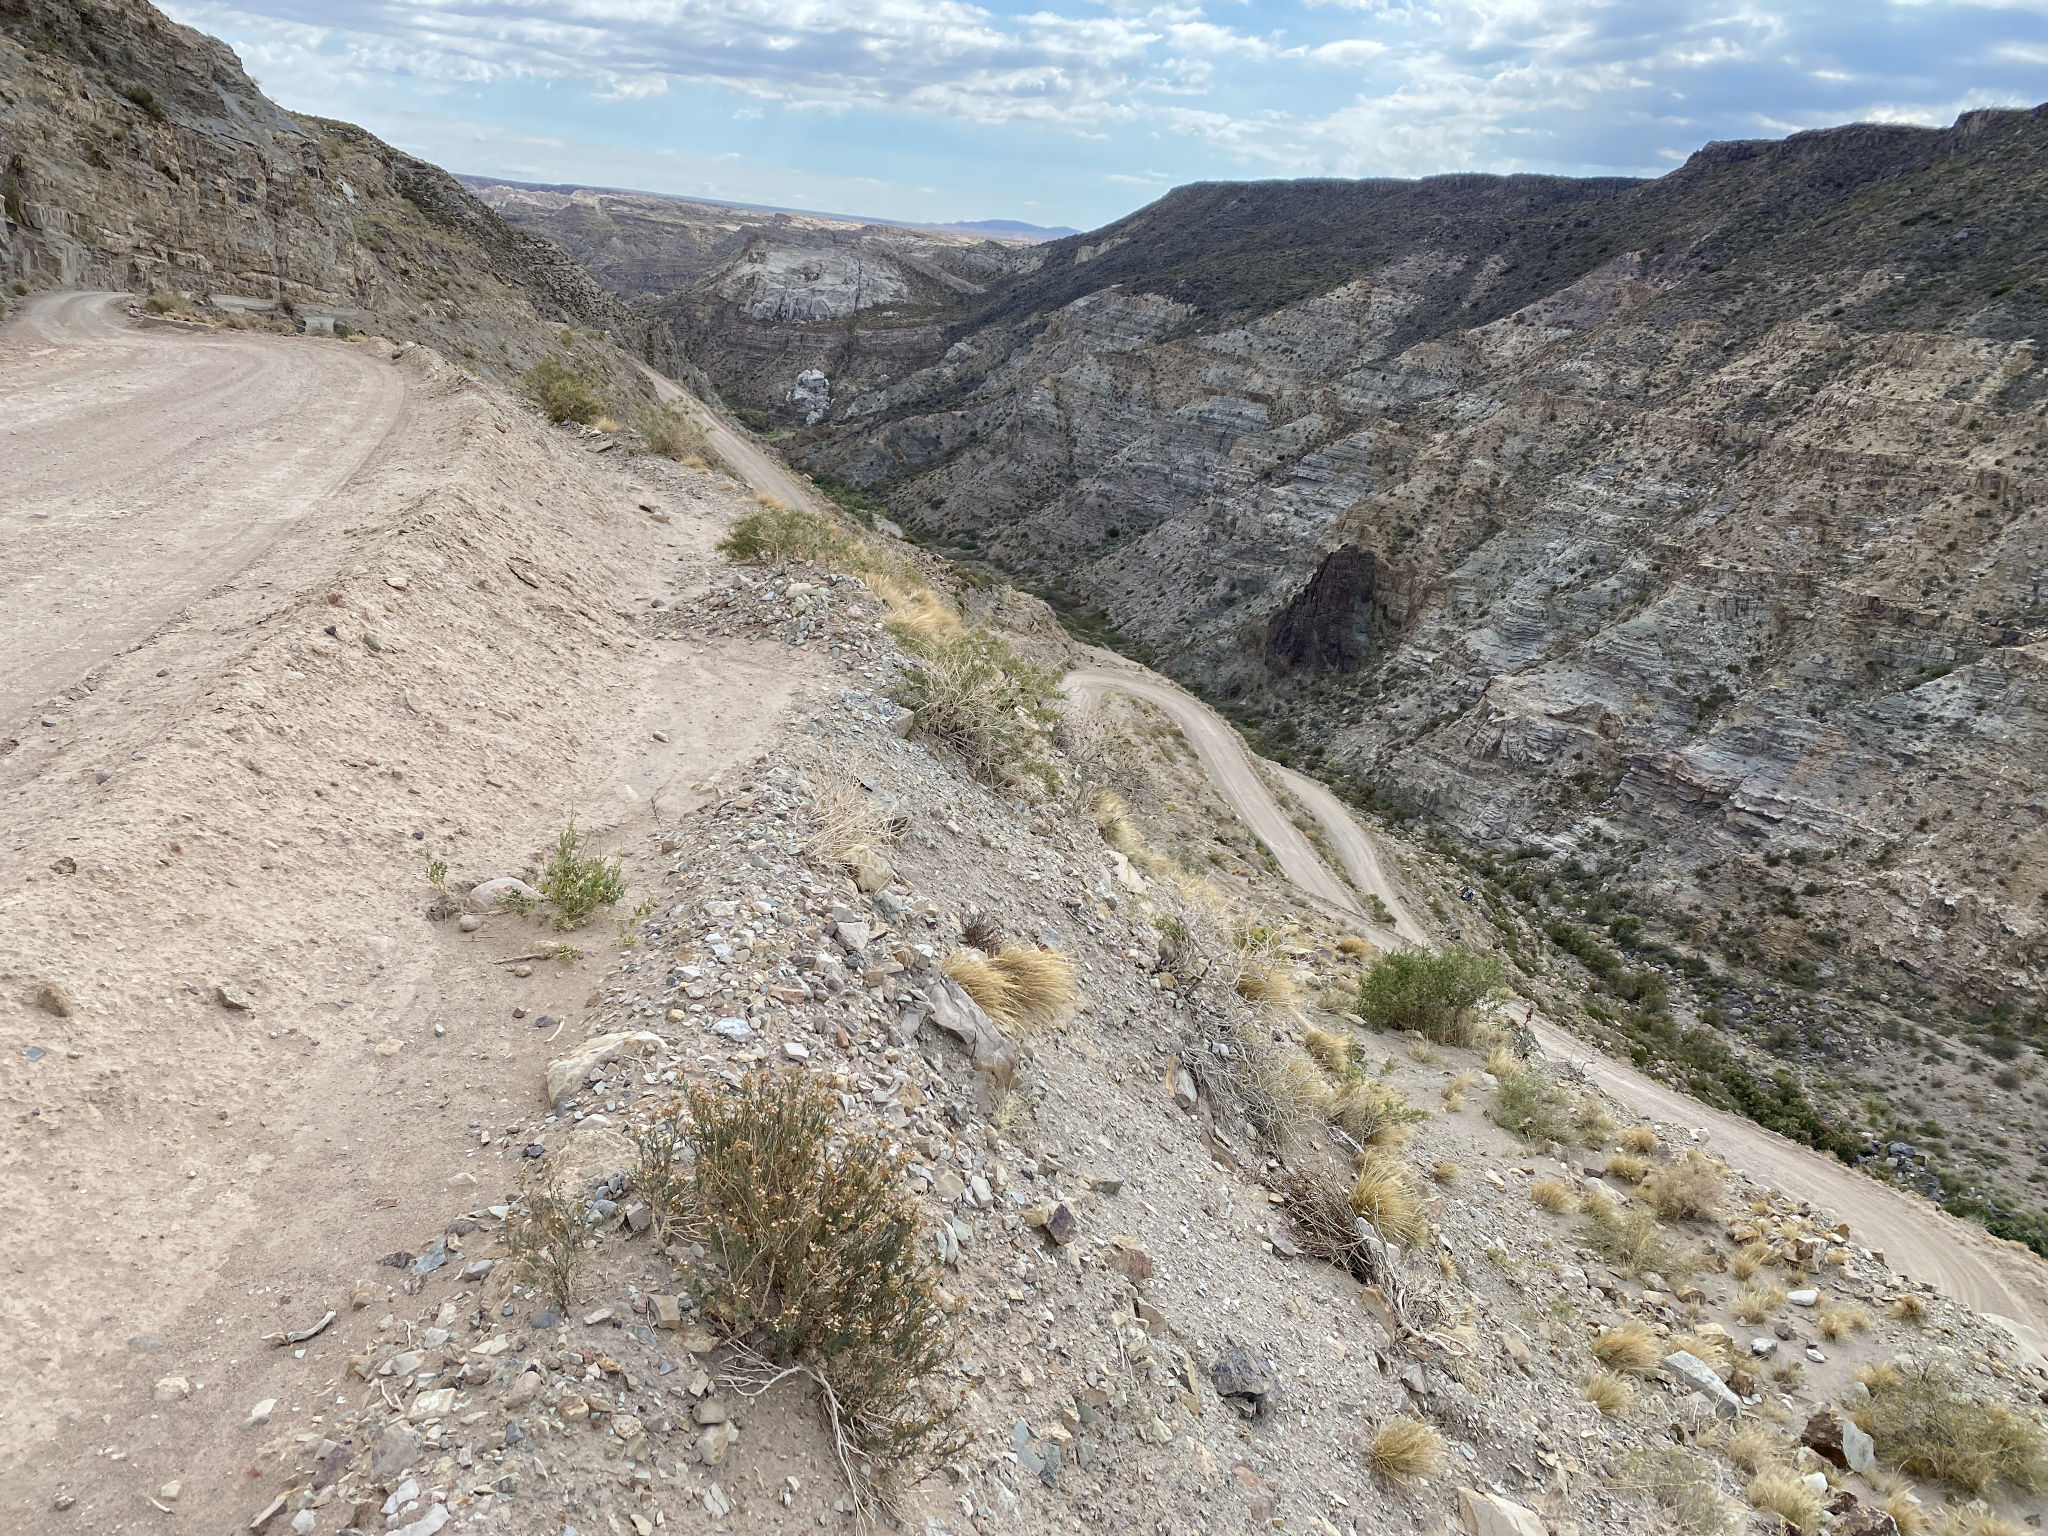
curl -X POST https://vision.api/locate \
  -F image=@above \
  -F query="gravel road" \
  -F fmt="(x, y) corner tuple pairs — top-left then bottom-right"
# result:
(0, 292), (407, 725)
(1063, 656), (2048, 1361)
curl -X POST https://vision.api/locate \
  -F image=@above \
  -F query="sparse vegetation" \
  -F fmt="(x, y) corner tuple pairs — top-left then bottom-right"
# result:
(1892, 1292), (1929, 1324)
(891, 628), (1061, 789)
(1641, 1152), (1726, 1220)
(1530, 1177), (1575, 1212)
(1354, 946), (1501, 1043)
(1724, 1425), (1785, 1474)
(684, 1072), (957, 1462)
(1604, 1151), (1652, 1182)
(1490, 1061), (1608, 1146)
(1367, 1417), (1446, 1485)
(503, 1174), (589, 1313)
(526, 355), (603, 424)
(1732, 1284), (1788, 1323)
(1582, 1204), (1697, 1281)
(1592, 1321), (1664, 1376)
(1856, 1363), (2046, 1496)
(1620, 1124), (1660, 1154)
(536, 815), (627, 928)
(1745, 1466), (1824, 1534)
(1616, 1444), (1730, 1535)
(1815, 1299), (1871, 1341)
(719, 504), (853, 566)
(1325, 1077), (1423, 1149)
(1350, 1152), (1429, 1249)
(941, 946), (1077, 1032)
(1585, 1370), (1634, 1415)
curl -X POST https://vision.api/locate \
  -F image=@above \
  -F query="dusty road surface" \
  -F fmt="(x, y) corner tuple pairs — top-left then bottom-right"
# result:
(1061, 665), (1367, 919)
(1065, 656), (2048, 1361)
(0, 292), (408, 724)
(0, 298), (821, 1531)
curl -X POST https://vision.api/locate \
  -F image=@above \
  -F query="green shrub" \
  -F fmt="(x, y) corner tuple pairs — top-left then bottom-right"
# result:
(812, 474), (890, 527)
(1355, 946), (1501, 1043)
(1857, 1363), (2045, 1495)
(1489, 1063), (1608, 1146)
(118, 81), (167, 121)
(890, 629), (1060, 789)
(503, 1174), (589, 1313)
(1581, 1202), (1698, 1281)
(537, 816), (626, 928)
(527, 355), (603, 424)
(1615, 1444), (1730, 1535)
(718, 505), (852, 566)
(686, 1072), (956, 1461)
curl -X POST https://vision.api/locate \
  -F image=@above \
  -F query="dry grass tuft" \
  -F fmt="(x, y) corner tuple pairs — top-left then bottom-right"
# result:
(1529, 1177), (1575, 1213)
(1724, 1425), (1785, 1474)
(1937, 1509), (2026, 1536)
(1327, 1078), (1420, 1149)
(1585, 1370), (1634, 1416)
(1892, 1292), (1929, 1325)
(1431, 1161), (1459, 1185)
(1604, 1151), (1652, 1182)
(1732, 1243), (1767, 1281)
(1441, 1068), (1480, 1112)
(1335, 934), (1375, 957)
(1303, 1024), (1355, 1074)
(808, 775), (894, 886)
(1591, 1321), (1664, 1377)
(1616, 1445), (1730, 1535)
(1350, 1153), (1430, 1250)
(1816, 1300), (1872, 1341)
(1235, 963), (1299, 1008)
(1732, 1284), (1788, 1323)
(1670, 1330), (1731, 1370)
(1746, 1466), (1825, 1534)
(1641, 1152), (1726, 1221)
(1620, 1124), (1660, 1154)
(1578, 1186), (1617, 1222)
(1582, 1202), (1698, 1281)
(943, 946), (1077, 1032)
(1368, 1418), (1446, 1485)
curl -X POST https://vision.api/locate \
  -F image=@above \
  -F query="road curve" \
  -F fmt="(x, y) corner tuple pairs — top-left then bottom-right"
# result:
(634, 361), (827, 515)
(1062, 658), (2048, 1359)
(0, 292), (408, 725)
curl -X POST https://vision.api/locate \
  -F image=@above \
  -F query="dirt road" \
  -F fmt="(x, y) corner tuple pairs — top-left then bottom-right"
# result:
(1063, 657), (2048, 1361)
(634, 359), (827, 513)
(0, 292), (407, 724)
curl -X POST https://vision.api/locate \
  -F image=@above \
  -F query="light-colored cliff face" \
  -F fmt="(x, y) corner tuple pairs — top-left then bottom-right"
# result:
(0, 0), (654, 399)
(790, 118), (2048, 1014)
(469, 179), (1038, 421)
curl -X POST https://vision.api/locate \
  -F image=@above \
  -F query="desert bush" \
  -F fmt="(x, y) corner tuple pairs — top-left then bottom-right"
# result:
(1857, 1363), (2046, 1496)
(630, 1095), (692, 1242)
(537, 815), (627, 928)
(719, 504), (852, 566)
(890, 629), (1061, 789)
(503, 1174), (589, 1313)
(1746, 1466), (1824, 1533)
(1592, 1320), (1664, 1376)
(1354, 947), (1501, 1043)
(941, 946), (1076, 1031)
(1585, 1370), (1634, 1416)
(959, 909), (1004, 956)
(1604, 1151), (1652, 1181)
(1336, 934), (1374, 957)
(1732, 1284), (1788, 1323)
(1491, 1064), (1607, 1147)
(1616, 1444), (1731, 1535)
(1530, 1177), (1575, 1213)
(1283, 1165), (1386, 1283)
(1620, 1124), (1660, 1154)
(1235, 963), (1298, 1008)
(119, 80), (168, 120)
(1583, 1204), (1697, 1280)
(1642, 1153), (1726, 1221)
(686, 1072), (955, 1459)
(1350, 1153), (1430, 1249)
(1368, 1418), (1446, 1485)
(527, 355), (603, 424)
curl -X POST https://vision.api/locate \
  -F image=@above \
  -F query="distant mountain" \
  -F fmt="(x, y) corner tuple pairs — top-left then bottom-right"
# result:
(458, 177), (1074, 244)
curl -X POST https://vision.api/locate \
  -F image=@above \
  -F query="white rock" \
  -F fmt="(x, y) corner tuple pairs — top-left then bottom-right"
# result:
(465, 876), (541, 912)
(1842, 1414), (1877, 1476)
(544, 1031), (665, 1105)
(153, 1376), (191, 1401)
(245, 1398), (275, 1428)
(1788, 1288), (1819, 1307)
(783, 1041), (810, 1061)
(1458, 1487), (1548, 1536)
(408, 1387), (457, 1421)
(1660, 1351), (1741, 1418)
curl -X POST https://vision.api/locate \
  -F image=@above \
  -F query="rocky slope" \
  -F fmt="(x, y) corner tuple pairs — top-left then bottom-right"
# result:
(0, 0), (660, 402)
(470, 179), (1038, 425)
(749, 112), (2048, 1047)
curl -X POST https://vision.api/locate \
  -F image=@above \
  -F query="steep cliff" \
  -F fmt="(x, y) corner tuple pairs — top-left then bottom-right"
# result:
(782, 111), (2048, 1025)
(0, 0), (656, 399)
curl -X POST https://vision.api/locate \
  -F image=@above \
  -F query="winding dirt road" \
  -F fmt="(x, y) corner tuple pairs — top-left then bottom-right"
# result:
(0, 292), (407, 725)
(1062, 657), (2048, 1361)
(634, 359), (826, 514)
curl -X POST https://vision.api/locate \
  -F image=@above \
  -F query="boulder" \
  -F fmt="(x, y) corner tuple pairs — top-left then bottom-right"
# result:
(1458, 1488), (1548, 1536)
(1661, 1350), (1742, 1417)
(544, 1031), (664, 1106)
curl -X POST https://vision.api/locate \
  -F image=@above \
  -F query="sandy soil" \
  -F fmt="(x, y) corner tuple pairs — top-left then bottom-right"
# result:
(1063, 653), (2048, 1365)
(0, 297), (823, 1530)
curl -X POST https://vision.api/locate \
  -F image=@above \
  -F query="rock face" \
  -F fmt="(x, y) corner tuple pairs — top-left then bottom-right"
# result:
(469, 179), (1039, 421)
(0, 0), (655, 398)
(763, 111), (2048, 1010)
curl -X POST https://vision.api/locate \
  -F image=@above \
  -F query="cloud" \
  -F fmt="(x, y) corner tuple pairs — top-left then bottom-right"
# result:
(160, 0), (2048, 226)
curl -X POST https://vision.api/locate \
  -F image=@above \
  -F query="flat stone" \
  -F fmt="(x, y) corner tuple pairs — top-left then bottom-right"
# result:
(370, 1423), (420, 1480)
(1788, 1288), (1819, 1307)
(1458, 1487), (1548, 1536)
(216, 983), (254, 1011)
(1660, 1351), (1740, 1418)
(244, 1398), (275, 1428)
(933, 1169), (965, 1202)
(544, 1031), (664, 1106)
(153, 1376), (191, 1401)
(408, 1387), (456, 1420)
(650, 1295), (682, 1329)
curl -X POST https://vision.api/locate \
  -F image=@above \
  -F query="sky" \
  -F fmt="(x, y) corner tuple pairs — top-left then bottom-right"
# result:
(160, 0), (2048, 232)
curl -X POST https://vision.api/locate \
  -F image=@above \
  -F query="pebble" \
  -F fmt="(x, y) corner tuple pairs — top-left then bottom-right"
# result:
(457, 914), (482, 933)
(245, 1397), (276, 1428)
